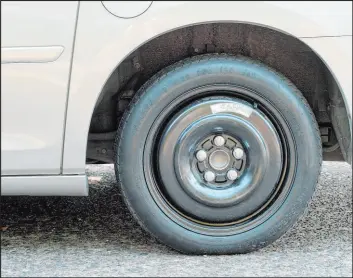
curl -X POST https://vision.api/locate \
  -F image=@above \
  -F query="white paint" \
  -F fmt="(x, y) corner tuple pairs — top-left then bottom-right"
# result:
(1, 1), (78, 175)
(267, 1), (352, 36)
(1, 175), (88, 196)
(233, 148), (245, 160)
(62, 1), (352, 174)
(214, 136), (226, 147)
(196, 150), (207, 162)
(0, 1), (351, 195)
(1, 46), (64, 64)
(102, 1), (152, 18)
(226, 170), (238, 181)
(204, 171), (216, 182)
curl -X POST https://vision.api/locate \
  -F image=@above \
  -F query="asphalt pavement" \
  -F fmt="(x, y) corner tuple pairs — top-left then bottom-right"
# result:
(1, 162), (352, 277)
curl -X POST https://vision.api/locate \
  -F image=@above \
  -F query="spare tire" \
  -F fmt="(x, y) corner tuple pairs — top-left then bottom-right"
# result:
(115, 54), (322, 254)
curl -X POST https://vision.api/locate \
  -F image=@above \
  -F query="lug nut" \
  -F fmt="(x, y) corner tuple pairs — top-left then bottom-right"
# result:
(214, 136), (225, 147)
(204, 171), (216, 182)
(233, 147), (244, 160)
(227, 169), (238, 181)
(196, 150), (207, 162)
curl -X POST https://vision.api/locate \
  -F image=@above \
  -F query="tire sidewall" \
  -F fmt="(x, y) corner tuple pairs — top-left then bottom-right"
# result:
(116, 56), (321, 254)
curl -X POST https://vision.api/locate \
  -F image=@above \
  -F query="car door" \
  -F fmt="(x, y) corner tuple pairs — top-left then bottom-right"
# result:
(1, 1), (79, 175)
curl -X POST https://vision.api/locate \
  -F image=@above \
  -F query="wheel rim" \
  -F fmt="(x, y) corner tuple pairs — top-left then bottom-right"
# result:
(143, 85), (296, 236)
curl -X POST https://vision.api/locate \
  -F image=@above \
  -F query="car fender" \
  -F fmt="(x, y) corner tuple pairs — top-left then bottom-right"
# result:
(63, 1), (352, 174)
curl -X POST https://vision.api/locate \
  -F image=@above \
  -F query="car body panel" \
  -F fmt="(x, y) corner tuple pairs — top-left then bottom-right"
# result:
(1, 175), (88, 196)
(101, 1), (153, 18)
(1, 46), (64, 64)
(1, 1), (79, 175)
(62, 1), (352, 175)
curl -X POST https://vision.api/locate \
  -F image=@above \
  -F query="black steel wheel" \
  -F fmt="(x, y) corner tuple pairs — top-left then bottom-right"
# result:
(115, 54), (322, 254)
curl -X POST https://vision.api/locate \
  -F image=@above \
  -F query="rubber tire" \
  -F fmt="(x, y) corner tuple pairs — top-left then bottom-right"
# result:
(115, 54), (322, 254)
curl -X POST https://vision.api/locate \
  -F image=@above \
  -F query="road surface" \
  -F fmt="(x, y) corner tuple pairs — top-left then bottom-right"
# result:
(1, 162), (352, 277)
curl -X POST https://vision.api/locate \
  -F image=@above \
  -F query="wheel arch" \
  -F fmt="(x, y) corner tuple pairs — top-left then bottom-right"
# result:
(63, 2), (351, 174)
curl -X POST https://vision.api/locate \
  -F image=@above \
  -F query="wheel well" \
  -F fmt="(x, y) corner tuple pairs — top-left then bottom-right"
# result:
(86, 22), (351, 164)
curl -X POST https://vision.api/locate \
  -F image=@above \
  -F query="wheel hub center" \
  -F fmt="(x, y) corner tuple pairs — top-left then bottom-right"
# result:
(209, 150), (230, 170)
(153, 95), (286, 226)
(192, 134), (247, 186)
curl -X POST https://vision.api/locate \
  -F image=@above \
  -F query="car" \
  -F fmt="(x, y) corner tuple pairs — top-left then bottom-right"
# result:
(1, 1), (352, 255)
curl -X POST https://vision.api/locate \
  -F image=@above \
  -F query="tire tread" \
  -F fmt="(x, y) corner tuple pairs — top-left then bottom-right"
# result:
(114, 54), (322, 254)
